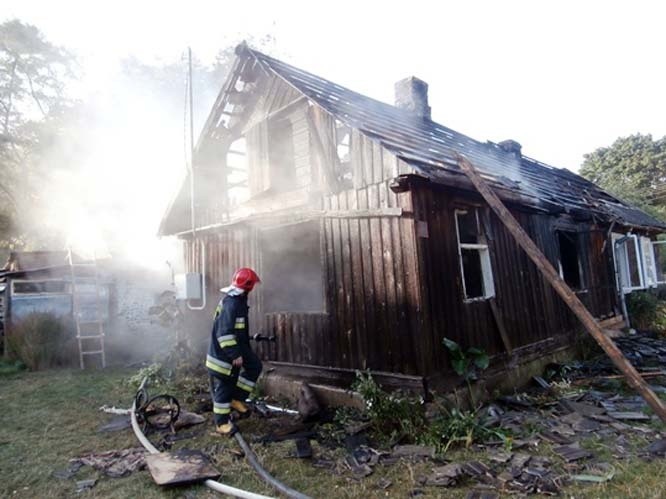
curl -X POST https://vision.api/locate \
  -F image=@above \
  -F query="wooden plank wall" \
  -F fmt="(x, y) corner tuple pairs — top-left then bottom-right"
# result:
(258, 312), (330, 365)
(322, 179), (423, 374)
(184, 227), (262, 329)
(411, 184), (619, 372)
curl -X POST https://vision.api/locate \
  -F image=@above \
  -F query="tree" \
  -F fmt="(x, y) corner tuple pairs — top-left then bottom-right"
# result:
(0, 19), (76, 247)
(580, 133), (666, 221)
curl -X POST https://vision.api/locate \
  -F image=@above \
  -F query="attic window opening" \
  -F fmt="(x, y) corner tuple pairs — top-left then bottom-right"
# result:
(335, 120), (351, 181)
(455, 209), (495, 301)
(556, 230), (584, 290)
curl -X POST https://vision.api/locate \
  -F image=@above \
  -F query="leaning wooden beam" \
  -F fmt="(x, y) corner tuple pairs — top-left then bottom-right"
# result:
(457, 154), (666, 422)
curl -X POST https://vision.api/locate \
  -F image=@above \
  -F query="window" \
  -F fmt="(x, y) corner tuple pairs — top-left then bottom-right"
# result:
(261, 221), (325, 313)
(612, 233), (644, 293)
(641, 236), (658, 287)
(12, 279), (68, 295)
(268, 118), (295, 192)
(455, 209), (495, 300)
(653, 241), (666, 284)
(335, 120), (352, 184)
(556, 230), (584, 290)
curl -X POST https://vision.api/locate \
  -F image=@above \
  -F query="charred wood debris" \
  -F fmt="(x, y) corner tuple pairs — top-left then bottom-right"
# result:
(56, 331), (666, 496)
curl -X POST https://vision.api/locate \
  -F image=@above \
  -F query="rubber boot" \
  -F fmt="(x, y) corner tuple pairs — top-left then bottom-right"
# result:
(216, 422), (237, 437)
(231, 399), (251, 420)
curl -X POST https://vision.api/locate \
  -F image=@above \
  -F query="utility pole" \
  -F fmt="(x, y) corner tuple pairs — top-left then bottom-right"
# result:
(188, 47), (196, 235)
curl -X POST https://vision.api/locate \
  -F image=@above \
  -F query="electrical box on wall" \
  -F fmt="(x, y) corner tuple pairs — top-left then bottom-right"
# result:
(175, 273), (202, 300)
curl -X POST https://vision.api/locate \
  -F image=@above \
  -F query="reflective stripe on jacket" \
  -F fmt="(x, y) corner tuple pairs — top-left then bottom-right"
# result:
(206, 293), (249, 377)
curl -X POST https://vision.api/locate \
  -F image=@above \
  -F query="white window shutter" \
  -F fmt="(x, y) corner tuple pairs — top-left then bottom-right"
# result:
(641, 237), (657, 287)
(653, 241), (666, 284)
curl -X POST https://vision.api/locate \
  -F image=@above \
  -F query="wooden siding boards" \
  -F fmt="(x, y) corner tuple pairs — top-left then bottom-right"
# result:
(183, 156), (620, 382)
(409, 183), (619, 366)
(320, 180), (422, 374)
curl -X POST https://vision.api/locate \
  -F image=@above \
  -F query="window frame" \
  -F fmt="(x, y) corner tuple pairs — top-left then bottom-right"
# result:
(640, 236), (659, 288)
(454, 208), (496, 302)
(612, 233), (645, 293)
(652, 240), (666, 284)
(11, 278), (70, 296)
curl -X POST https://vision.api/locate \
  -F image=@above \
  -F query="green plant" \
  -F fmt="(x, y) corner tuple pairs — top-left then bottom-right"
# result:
(126, 363), (166, 390)
(423, 405), (509, 452)
(0, 359), (26, 375)
(626, 291), (660, 330)
(352, 371), (425, 444)
(442, 338), (489, 407)
(5, 313), (74, 370)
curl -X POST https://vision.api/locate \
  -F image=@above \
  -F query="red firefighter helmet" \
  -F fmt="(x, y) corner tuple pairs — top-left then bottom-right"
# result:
(232, 267), (261, 292)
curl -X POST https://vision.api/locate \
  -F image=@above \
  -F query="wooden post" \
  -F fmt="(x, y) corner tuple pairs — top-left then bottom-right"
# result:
(457, 155), (666, 422)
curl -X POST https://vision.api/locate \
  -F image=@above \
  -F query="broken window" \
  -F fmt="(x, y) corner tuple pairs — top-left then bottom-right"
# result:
(261, 221), (325, 313)
(455, 209), (495, 300)
(612, 233), (644, 293)
(556, 230), (584, 290)
(268, 118), (295, 192)
(653, 241), (666, 284)
(335, 120), (352, 184)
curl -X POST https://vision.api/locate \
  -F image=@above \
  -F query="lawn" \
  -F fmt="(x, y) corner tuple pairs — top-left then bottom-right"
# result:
(1, 367), (665, 498)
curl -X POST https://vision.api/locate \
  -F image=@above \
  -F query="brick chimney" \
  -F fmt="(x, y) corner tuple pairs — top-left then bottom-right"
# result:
(395, 76), (431, 119)
(498, 139), (522, 157)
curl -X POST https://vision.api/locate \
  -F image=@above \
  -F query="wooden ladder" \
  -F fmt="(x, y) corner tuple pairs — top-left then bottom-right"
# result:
(68, 251), (106, 369)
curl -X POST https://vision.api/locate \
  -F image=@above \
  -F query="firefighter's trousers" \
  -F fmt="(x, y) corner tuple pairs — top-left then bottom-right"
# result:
(209, 346), (262, 425)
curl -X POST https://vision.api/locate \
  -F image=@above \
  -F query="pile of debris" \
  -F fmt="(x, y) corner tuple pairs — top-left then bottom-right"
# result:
(298, 332), (666, 496)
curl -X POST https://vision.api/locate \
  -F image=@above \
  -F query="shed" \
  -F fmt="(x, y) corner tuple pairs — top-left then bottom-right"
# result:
(0, 251), (111, 360)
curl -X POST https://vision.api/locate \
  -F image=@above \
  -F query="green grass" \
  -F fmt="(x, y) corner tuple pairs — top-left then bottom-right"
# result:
(1, 368), (666, 498)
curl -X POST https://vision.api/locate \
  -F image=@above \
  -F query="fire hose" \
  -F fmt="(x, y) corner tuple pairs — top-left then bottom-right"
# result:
(131, 377), (310, 499)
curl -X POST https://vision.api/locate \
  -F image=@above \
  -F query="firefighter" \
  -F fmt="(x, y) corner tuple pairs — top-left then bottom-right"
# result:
(206, 267), (262, 436)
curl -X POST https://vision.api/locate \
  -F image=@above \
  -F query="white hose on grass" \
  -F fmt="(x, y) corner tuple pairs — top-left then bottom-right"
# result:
(130, 377), (274, 499)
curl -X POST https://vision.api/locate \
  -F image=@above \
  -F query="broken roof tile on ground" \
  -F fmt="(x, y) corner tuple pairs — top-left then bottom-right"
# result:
(70, 448), (147, 478)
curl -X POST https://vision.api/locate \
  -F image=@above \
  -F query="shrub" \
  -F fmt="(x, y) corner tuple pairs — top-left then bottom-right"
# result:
(424, 406), (509, 452)
(126, 363), (167, 390)
(353, 371), (425, 444)
(626, 291), (660, 330)
(6, 313), (74, 370)
(442, 338), (490, 407)
(352, 371), (506, 451)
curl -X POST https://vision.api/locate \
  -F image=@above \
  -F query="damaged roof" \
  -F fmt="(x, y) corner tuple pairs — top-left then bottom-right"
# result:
(230, 46), (664, 230)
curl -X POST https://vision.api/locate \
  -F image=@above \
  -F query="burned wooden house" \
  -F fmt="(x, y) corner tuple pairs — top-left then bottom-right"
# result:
(160, 44), (666, 392)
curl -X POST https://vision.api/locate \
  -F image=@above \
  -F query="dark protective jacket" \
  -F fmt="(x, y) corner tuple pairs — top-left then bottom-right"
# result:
(206, 293), (249, 377)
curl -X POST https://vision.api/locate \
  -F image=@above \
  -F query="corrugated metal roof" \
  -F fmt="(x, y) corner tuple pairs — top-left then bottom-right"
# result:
(245, 47), (665, 230)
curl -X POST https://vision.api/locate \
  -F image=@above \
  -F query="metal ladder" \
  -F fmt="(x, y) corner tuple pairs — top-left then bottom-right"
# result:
(68, 251), (106, 369)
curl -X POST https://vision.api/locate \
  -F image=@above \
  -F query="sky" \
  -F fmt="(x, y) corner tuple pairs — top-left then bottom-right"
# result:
(7, 0), (666, 169)
(3, 0), (666, 265)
